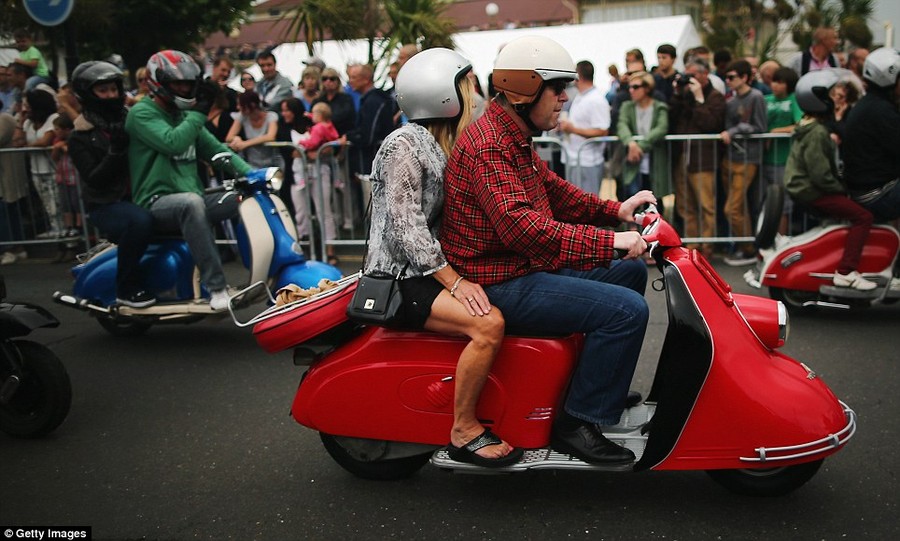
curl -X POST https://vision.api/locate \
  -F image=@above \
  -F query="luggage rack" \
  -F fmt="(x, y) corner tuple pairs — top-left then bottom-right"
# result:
(227, 272), (361, 328)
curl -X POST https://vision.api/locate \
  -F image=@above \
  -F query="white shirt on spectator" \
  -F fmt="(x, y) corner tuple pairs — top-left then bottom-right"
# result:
(560, 86), (610, 168)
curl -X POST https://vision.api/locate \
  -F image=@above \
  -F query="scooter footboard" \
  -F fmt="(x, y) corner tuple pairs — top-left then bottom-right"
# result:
(291, 329), (582, 449)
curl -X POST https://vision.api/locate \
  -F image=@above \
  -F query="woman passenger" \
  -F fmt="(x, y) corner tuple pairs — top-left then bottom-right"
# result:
(365, 48), (522, 467)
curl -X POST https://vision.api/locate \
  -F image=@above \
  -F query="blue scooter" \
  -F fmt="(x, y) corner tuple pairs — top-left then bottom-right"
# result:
(52, 153), (342, 336)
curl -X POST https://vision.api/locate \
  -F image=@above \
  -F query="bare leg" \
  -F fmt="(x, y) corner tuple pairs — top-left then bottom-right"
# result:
(424, 290), (512, 459)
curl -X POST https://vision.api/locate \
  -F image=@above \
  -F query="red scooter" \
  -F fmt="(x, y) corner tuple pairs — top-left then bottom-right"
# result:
(252, 207), (855, 496)
(746, 185), (900, 310)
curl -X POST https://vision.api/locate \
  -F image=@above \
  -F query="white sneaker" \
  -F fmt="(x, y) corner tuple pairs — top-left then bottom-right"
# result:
(833, 270), (878, 291)
(890, 277), (900, 291)
(0, 252), (17, 265)
(209, 288), (231, 311)
(36, 229), (61, 239)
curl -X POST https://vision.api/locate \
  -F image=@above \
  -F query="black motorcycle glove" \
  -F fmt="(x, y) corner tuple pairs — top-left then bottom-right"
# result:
(108, 125), (129, 155)
(192, 79), (219, 116)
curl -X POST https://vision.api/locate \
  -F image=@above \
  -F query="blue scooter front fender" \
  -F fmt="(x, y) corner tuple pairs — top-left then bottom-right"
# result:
(276, 261), (343, 291)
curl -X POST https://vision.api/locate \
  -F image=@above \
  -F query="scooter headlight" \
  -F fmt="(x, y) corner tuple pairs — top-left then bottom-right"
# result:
(265, 167), (284, 192)
(732, 293), (788, 349)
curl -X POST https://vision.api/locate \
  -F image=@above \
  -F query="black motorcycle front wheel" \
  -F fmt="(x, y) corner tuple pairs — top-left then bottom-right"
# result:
(320, 433), (432, 480)
(706, 459), (824, 496)
(0, 340), (72, 438)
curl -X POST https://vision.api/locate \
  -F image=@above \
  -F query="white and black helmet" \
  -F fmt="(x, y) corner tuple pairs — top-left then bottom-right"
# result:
(492, 35), (576, 107)
(395, 48), (472, 122)
(796, 69), (841, 114)
(862, 47), (900, 88)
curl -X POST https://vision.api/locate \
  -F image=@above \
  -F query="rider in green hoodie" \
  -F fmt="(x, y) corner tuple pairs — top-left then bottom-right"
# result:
(126, 50), (252, 310)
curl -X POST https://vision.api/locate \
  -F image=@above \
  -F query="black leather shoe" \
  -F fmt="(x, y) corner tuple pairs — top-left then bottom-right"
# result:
(551, 423), (635, 465)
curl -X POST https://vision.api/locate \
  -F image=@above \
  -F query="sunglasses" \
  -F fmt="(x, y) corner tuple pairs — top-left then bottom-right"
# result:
(241, 77), (254, 82)
(547, 80), (568, 96)
(628, 84), (645, 90)
(322, 76), (339, 82)
(725, 74), (740, 81)
(137, 78), (147, 83)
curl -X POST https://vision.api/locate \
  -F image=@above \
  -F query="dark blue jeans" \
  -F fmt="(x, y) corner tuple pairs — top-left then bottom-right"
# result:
(860, 180), (900, 222)
(87, 201), (154, 298)
(484, 260), (649, 425)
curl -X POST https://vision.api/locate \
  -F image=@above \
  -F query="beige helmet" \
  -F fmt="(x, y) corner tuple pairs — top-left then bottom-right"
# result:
(492, 35), (576, 106)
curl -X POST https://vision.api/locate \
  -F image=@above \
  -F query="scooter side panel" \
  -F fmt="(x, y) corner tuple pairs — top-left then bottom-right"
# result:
(654, 254), (849, 470)
(764, 225), (899, 291)
(291, 328), (580, 448)
(72, 241), (199, 305)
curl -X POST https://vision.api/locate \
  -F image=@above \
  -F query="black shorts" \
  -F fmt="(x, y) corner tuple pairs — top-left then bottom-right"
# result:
(395, 275), (444, 330)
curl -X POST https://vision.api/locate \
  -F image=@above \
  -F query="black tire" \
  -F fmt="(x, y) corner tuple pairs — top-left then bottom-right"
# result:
(320, 433), (431, 480)
(0, 340), (72, 438)
(96, 316), (152, 337)
(756, 184), (785, 250)
(770, 287), (818, 311)
(706, 459), (824, 497)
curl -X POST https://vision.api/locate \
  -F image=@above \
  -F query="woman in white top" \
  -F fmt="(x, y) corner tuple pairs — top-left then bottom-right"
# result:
(225, 90), (283, 169)
(20, 87), (62, 238)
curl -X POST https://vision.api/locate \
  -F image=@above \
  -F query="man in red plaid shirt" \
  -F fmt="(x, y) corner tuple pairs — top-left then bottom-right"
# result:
(442, 36), (657, 467)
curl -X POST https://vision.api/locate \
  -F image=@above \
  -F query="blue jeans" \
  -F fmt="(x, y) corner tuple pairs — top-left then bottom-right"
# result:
(484, 260), (649, 425)
(87, 201), (154, 297)
(148, 192), (239, 292)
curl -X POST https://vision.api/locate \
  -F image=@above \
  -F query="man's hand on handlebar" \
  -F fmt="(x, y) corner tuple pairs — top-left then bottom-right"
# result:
(613, 231), (648, 260)
(617, 190), (657, 224)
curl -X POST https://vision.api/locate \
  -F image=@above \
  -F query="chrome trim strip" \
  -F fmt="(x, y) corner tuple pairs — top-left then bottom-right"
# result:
(739, 401), (856, 462)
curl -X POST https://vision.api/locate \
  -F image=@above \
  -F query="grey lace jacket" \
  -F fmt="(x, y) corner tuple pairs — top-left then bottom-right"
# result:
(363, 123), (448, 278)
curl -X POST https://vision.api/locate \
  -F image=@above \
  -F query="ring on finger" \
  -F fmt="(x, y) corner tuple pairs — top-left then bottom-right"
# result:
(467, 297), (474, 302)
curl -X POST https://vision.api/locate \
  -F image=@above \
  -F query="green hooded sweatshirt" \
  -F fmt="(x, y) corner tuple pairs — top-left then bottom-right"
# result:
(125, 98), (251, 208)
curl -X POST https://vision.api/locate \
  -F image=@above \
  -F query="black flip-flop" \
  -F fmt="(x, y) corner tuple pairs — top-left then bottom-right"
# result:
(446, 428), (524, 468)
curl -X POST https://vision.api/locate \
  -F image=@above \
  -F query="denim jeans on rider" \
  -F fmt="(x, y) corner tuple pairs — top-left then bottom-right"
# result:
(148, 192), (239, 292)
(484, 260), (649, 426)
(87, 201), (154, 298)
(860, 180), (900, 222)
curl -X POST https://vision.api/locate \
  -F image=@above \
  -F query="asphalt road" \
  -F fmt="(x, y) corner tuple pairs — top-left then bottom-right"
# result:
(0, 256), (898, 541)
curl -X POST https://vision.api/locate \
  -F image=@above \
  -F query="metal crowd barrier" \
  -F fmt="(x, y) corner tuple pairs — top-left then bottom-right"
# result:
(0, 146), (92, 260)
(545, 132), (802, 245)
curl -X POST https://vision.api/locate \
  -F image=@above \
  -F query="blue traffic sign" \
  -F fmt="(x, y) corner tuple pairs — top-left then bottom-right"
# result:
(24, 0), (75, 27)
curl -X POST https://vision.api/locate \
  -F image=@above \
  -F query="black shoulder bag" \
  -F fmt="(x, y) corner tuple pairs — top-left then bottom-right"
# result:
(346, 191), (409, 326)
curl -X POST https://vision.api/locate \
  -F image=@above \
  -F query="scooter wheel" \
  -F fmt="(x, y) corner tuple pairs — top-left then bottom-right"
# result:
(320, 433), (431, 480)
(769, 287), (818, 311)
(96, 316), (152, 337)
(755, 184), (785, 250)
(706, 459), (823, 497)
(0, 340), (72, 438)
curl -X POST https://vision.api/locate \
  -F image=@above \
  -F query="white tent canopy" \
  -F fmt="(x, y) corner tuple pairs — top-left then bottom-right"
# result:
(239, 15), (702, 94)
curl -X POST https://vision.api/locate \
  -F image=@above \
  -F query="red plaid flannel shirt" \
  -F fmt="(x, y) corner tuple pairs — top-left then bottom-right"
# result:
(440, 100), (622, 286)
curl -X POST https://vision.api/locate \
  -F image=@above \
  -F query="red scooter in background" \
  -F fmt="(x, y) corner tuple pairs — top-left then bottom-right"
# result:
(745, 185), (900, 310)
(252, 207), (855, 496)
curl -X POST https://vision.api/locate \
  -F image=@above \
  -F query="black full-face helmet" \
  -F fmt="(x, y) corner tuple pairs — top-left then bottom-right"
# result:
(71, 60), (126, 118)
(146, 50), (202, 110)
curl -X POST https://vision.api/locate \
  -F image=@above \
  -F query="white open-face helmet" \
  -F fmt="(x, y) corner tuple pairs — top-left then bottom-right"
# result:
(862, 47), (900, 88)
(492, 35), (576, 106)
(395, 48), (472, 122)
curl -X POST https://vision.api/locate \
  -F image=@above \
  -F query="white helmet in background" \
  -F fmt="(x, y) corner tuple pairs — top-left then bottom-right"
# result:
(395, 48), (472, 122)
(492, 35), (576, 107)
(862, 47), (900, 88)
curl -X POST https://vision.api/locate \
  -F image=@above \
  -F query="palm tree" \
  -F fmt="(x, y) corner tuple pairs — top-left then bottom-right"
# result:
(282, 0), (368, 56)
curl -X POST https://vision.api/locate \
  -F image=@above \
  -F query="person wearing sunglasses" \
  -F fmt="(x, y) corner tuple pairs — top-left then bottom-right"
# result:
(719, 59), (767, 266)
(239, 71), (256, 93)
(442, 35), (655, 467)
(557, 60), (610, 197)
(310, 68), (356, 137)
(617, 71), (670, 205)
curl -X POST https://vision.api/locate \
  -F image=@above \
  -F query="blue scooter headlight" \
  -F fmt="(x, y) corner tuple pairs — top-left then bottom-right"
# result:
(266, 168), (284, 192)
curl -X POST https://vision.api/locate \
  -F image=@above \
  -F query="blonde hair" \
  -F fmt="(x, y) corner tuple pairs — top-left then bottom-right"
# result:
(311, 101), (332, 121)
(301, 66), (322, 81)
(629, 71), (655, 91)
(427, 76), (476, 156)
